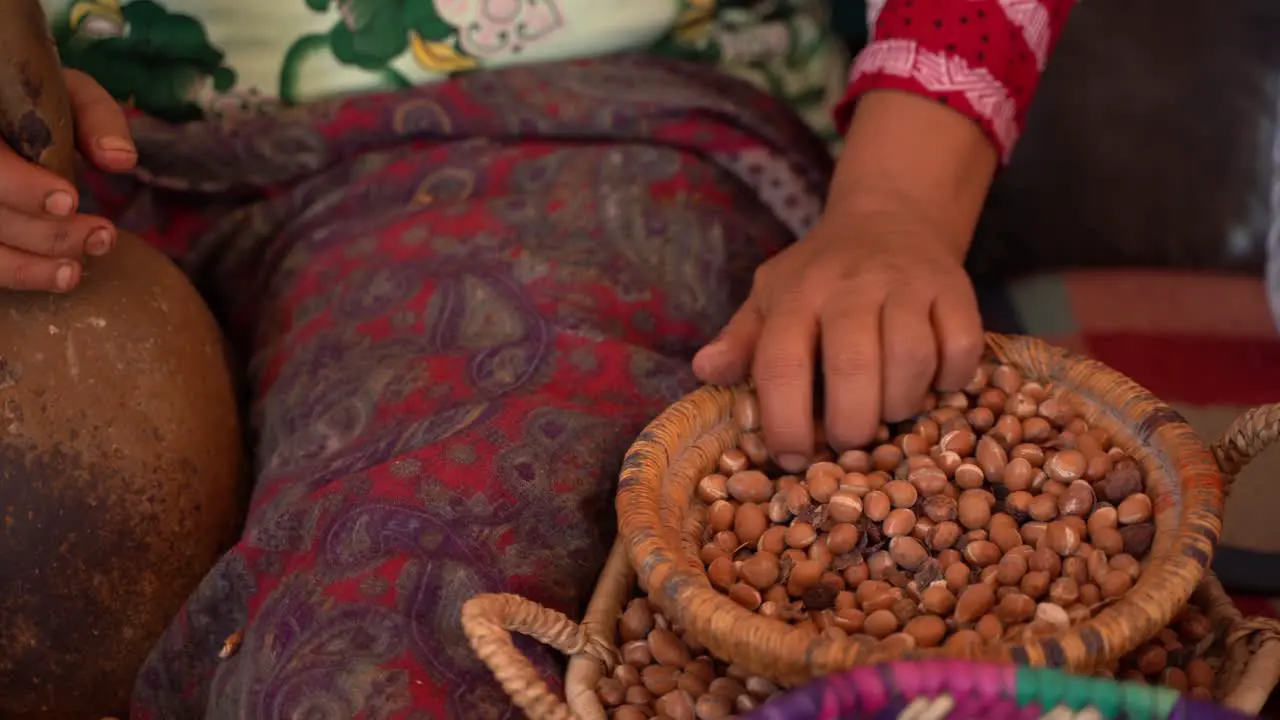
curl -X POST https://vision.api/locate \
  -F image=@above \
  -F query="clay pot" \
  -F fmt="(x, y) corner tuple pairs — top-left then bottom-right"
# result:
(0, 2), (244, 716)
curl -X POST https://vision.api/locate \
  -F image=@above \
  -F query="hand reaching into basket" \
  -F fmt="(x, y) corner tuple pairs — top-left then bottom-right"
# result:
(0, 69), (134, 293)
(693, 92), (997, 468)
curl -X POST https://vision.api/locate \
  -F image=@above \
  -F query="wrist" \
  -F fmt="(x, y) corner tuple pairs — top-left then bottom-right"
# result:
(826, 90), (998, 258)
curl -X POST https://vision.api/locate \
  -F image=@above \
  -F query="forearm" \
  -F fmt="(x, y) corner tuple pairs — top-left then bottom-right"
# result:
(828, 90), (997, 260)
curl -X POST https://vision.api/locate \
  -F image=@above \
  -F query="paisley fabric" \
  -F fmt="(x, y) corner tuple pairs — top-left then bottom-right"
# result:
(76, 56), (833, 718)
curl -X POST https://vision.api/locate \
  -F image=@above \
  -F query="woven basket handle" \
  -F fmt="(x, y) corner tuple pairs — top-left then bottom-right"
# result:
(1211, 403), (1280, 485)
(461, 593), (620, 720)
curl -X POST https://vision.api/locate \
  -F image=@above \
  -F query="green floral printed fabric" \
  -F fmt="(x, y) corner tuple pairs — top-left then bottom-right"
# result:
(42, 0), (848, 144)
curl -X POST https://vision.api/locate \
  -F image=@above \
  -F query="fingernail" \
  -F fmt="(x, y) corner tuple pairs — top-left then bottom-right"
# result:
(44, 190), (74, 216)
(96, 136), (136, 155)
(86, 228), (114, 256)
(55, 263), (76, 291)
(777, 453), (809, 474)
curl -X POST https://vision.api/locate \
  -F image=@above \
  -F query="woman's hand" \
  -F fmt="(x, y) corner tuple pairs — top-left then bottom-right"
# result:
(693, 91), (999, 470)
(0, 69), (135, 292)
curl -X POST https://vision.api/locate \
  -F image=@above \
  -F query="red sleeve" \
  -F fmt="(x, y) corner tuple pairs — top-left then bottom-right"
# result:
(834, 0), (1078, 163)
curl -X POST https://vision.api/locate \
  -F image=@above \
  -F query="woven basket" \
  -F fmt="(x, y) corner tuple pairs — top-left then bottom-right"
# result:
(461, 333), (1280, 718)
(461, 544), (1280, 719)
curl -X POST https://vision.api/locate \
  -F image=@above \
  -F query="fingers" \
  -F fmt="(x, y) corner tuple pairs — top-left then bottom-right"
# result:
(0, 205), (115, 259)
(0, 244), (80, 293)
(753, 293), (818, 472)
(932, 281), (985, 391)
(820, 290), (884, 451)
(693, 299), (763, 385)
(65, 69), (136, 172)
(0, 142), (81, 218)
(880, 291), (938, 422)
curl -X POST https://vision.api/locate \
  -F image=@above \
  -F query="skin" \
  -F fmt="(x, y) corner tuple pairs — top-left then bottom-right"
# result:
(693, 90), (998, 470)
(0, 69), (134, 293)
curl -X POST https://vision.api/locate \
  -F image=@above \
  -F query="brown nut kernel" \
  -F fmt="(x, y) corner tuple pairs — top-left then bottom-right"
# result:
(864, 491), (892, 522)
(883, 508), (918, 538)
(726, 470), (773, 503)
(827, 491), (864, 523)
(888, 536), (929, 572)
(864, 609), (900, 639)
(955, 583), (996, 623)
(904, 615), (948, 648)
(1116, 493), (1153, 525)
(1057, 480), (1096, 517)
(962, 540), (1001, 568)
(995, 592), (1036, 624)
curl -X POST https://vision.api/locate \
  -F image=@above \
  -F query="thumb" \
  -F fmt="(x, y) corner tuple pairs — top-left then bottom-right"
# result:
(65, 69), (136, 173)
(693, 299), (763, 385)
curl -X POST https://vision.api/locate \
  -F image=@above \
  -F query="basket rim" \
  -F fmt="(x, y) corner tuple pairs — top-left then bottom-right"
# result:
(615, 332), (1226, 684)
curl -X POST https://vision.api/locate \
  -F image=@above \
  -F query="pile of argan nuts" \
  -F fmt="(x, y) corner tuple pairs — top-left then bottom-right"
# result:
(596, 596), (784, 719)
(696, 363), (1158, 655)
(595, 363), (1222, 719)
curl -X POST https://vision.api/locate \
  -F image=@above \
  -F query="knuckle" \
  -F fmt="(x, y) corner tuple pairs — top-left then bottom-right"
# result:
(753, 348), (810, 384)
(943, 331), (986, 366)
(46, 224), (74, 255)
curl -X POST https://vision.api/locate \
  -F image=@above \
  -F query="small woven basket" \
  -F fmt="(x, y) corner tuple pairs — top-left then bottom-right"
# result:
(461, 333), (1280, 718)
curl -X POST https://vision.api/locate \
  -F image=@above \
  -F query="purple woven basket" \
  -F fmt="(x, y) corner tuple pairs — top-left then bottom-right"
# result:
(742, 660), (1252, 720)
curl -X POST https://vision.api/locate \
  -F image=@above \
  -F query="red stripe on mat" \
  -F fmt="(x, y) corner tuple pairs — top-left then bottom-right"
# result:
(1083, 334), (1280, 406)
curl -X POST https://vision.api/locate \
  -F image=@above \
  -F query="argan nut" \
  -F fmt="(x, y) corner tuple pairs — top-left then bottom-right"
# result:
(883, 508), (917, 538)
(1079, 583), (1102, 606)
(889, 537), (929, 571)
(884, 480), (919, 509)
(695, 694), (733, 720)
(995, 554), (1028, 586)
(708, 556), (736, 591)
(826, 523), (860, 555)
(806, 462), (843, 501)
(1048, 577), (1080, 606)
(1180, 613), (1213, 642)
(1043, 520), (1081, 556)
(1187, 658), (1215, 689)
(945, 629), (984, 652)
(1028, 494), (1059, 522)
(654, 689), (696, 720)
(958, 491), (992, 530)
(739, 552), (780, 590)
(904, 615), (948, 648)
(1091, 527), (1125, 557)
(785, 522), (818, 549)
(708, 500), (736, 533)
(954, 463), (986, 490)
(996, 592), (1036, 623)
(734, 503), (769, 545)
(974, 613), (1002, 641)
(1119, 523), (1155, 557)
(642, 665), (681, 695)
(1058, 480), (1096, 517)
(621, 640), (652, 667)
(1020, 570), (1050, 600)
(648, 628), (691, 667)
(922, 495), (959, 523)
(928, 521), (963, 551)
(787, 559), (824, 595)
(697, 474), (730, 503)
(1099, 570), (1133, 599)
(955, 583), (997, 623)
(962, 540), (1001, 568)
(864, 491), (892, 522)
(921, 584), (957, 615)
(989, 525), (1023, 553)
(827, 491), (864, 523)
(1003, 457), (1035, 492)
(619, 600), (655, 643)
(1136, 644), (1168, 675)
(1110, 553), (1142, 581)
(910, 467), (950, 496)
(1034, 602), (1070, 630)
(727, 470), (773, 503)
(1116, 493), (1153, 525)
(945, 562), (971, 593)
(1162, 667), (1190, 693)
(1046, 449), (1087, 482)
(1027, 547), (1062, 577)
(976, 435), (1008, 483)
(864, 609), (900, 638)
(838, 450), (872, 474)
